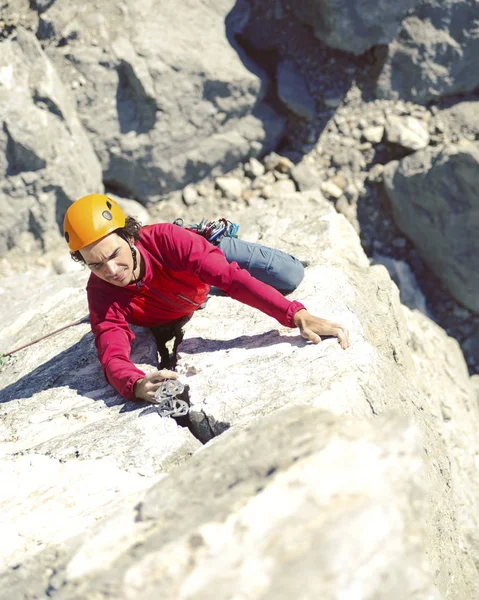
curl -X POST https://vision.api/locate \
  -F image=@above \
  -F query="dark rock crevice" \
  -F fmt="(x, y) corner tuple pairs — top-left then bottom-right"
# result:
(115, 61), (158, 135)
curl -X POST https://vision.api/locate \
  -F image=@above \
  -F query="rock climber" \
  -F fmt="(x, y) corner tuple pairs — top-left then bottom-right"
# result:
(63, 194), (350, 403)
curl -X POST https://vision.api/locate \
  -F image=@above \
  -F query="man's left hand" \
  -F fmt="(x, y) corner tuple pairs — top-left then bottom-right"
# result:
(293, 309), (350, 349)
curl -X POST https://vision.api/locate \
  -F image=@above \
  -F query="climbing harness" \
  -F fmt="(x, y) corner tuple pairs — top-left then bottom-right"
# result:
(154, 379), (189, 418)
(173, 217), (239, 246)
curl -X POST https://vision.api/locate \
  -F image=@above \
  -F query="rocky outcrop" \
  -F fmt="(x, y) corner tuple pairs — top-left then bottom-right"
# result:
(0, 29), (102, 256)
(383, 140), (479, 313)
(377, 0), (479, 104)
(2, 1), (479, 595)
(1, 192), (479, 598)
(33, 0), (284, 203)
(292, 0), (419, 55)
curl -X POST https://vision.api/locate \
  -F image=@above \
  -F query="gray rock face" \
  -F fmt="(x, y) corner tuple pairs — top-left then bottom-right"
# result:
(0, 29), (102, 257)
(377, 0), (479, 103)
(292, 0), (419, 55)
(276, 59), (316, 120)
(383, 140), (479, 313)
(36, 0), (284, 203)
(1, 193), (479, 597)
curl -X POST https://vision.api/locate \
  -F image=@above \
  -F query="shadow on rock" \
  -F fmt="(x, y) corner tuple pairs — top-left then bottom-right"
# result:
(0, 333), (123, 405)
(180, 329), (308, 355)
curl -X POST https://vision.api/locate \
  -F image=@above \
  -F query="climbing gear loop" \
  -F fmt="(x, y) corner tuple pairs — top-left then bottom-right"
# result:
(173, 217), (239, 246)
(154, 379), (189, 418)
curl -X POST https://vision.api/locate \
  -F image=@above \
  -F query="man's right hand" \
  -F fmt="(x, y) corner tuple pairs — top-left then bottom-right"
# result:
(134, 369), (179, 403)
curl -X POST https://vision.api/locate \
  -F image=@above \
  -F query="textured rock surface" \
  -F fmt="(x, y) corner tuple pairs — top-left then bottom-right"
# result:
(377, 0), (479, 103)
(35, 0), (284, 202)
(44, 409), (439, 600)
(0, 268), (201, 572)
(383, 140), (479, 312)
(1, 192), (479, 598)
(2, 3), (479, 594)
(292, 0), (419, 55)
(0, 29), (102, 257)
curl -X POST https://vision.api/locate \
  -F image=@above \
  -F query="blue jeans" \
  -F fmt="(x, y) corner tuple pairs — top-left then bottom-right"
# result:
(218, 237), (304, 293)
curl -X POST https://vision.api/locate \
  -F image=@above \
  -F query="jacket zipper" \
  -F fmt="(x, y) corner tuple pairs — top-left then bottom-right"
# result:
(177, 293), (201, 306)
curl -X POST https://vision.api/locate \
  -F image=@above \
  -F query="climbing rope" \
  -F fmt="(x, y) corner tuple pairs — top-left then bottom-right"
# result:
(2, 315), (90, 358)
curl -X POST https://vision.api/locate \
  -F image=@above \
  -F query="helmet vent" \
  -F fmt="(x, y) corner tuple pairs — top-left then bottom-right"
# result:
(64, 231), (70, 243)
(102, 210), (113, 221)
(106, 200), (112, 210)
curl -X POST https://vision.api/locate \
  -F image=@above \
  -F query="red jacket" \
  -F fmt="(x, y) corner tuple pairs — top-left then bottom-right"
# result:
(87, 223), (306, 400)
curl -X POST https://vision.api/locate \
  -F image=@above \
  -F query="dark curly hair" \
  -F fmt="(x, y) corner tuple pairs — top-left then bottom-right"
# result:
(71, 216), (143, 263)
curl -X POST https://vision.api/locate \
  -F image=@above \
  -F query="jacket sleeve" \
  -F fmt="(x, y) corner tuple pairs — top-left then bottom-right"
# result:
(156, 224), (306, 327)
(87, 290), (145, 401)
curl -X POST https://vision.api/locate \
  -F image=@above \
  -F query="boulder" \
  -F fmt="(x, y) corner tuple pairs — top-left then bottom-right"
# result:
(385, 115), (430, 150)
(215, 176), (243, 200)
(292, 0), (419, 55)
(377, 0), (479, 104)
(244, 157), (265, 179)
(383, 140), (479, 313)
(1, 192), (479, 598)
(35, 0), (285, 203)
(363, 125), (384, 144)
(0, 29), (102, 257)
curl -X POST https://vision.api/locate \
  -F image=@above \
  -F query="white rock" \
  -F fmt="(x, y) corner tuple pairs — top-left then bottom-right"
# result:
(263, 153), (293, 173)
(271, 179), (296, 196)
(362, 125), (384, 144)
(321, 180), (343, 199)
(215, 177), (243, 200)
(386, 116), (430, 150)
(182, 184), (198, 206)
(261, 184), (274, 199)
(245, 157), (265, 179)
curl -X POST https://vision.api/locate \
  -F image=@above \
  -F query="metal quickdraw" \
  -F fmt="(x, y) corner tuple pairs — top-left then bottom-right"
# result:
(154, 379), (189, 418)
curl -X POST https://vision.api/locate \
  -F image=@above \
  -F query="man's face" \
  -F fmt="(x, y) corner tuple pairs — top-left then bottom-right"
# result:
(80, 233), (134, 287)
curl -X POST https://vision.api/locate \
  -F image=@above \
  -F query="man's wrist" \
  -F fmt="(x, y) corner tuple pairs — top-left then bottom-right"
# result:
(293, 308), (307, 327)
(133, 377), (144, 398)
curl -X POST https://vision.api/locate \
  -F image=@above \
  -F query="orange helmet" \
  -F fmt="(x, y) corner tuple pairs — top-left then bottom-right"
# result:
(63, 194), (126, 252)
